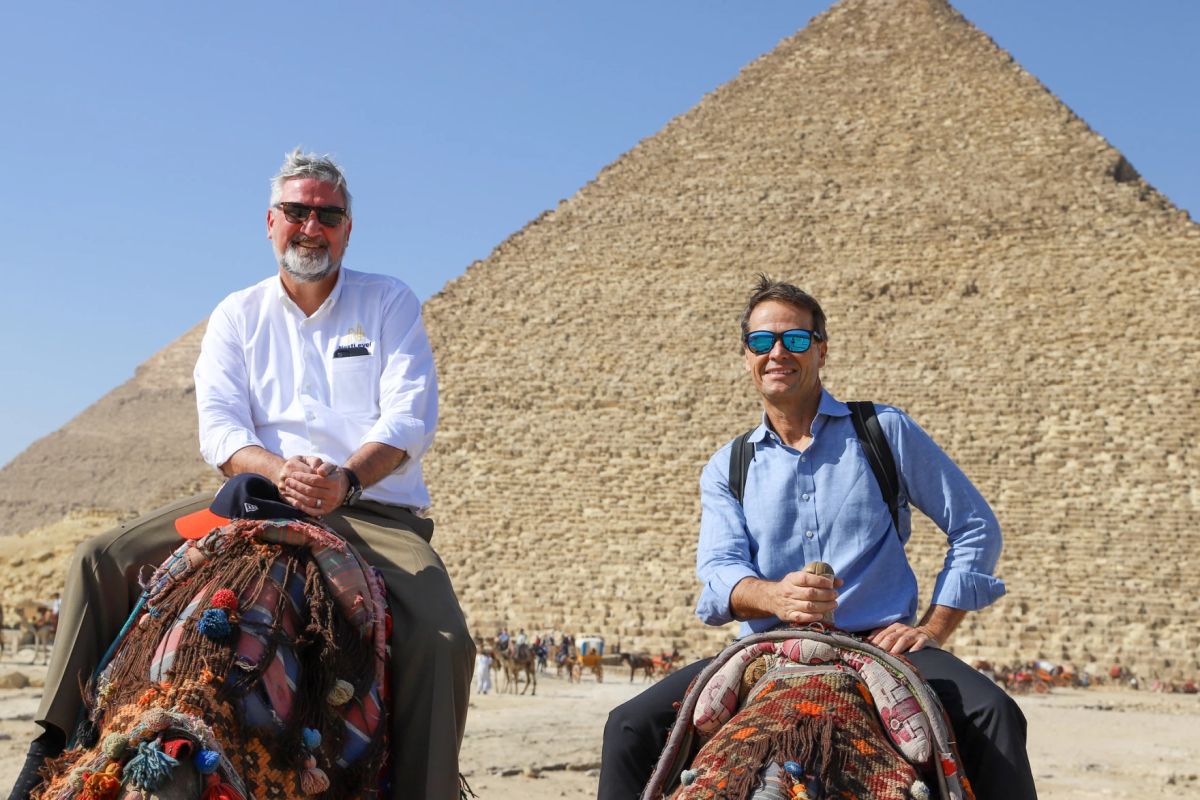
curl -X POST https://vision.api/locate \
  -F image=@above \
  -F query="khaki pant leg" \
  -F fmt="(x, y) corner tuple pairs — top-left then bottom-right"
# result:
(324, 504), (474, 800)
(36, 493), (212, 736)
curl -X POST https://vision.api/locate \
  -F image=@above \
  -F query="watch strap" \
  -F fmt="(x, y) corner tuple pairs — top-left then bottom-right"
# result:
(341, 467), (363, 506)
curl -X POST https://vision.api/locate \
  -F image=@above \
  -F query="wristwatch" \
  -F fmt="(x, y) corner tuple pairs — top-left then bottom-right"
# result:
(341, 467), (363, 507)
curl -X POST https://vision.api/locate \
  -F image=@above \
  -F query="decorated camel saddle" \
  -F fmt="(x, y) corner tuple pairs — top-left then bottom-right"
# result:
(641, 571), (975, 800)
(34, 491), (390, 800)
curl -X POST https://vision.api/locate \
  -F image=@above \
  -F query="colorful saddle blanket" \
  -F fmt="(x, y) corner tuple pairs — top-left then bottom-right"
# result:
(34, 518), (389, 800)
(642, 630), (976, 800)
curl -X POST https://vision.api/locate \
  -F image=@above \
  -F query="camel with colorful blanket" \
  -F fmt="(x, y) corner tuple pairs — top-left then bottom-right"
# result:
(639, 564), (975, 800)
(32, 516), (390, 800)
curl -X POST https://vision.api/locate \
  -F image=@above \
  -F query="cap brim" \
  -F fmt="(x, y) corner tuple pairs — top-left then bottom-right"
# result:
(174, 508), (231, 540)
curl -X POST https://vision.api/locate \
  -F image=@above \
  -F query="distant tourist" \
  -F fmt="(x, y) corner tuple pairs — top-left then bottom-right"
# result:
(8, 150), (473, 800)
(475, 649), (494, 695)
(598, 276), (1037, 799)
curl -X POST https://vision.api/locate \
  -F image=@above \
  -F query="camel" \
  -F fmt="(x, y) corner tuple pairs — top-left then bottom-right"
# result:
(620, 652), (656, 682)
(496, 643), (538, 695)
(14, 602), (54, 665)
(641, 628), (975, 800)
(556, 645), (578, 681)
(640, 564), (973, 800)
(32, 518), (390, 799)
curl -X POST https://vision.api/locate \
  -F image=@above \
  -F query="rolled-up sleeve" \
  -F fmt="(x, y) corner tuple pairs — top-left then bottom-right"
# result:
(695, 451), (760, 626)
(890, 411), (1006, 611)
(195, 304), (263, 469)
(361, 287), (438, 461)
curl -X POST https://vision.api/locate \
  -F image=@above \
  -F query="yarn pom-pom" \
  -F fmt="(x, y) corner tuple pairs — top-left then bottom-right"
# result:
(198, 608), (233, 640)
(81, 762), (122, 800)
(300, 765), (330, 795)
(74, 717), (100, 749)
(123, 739), (180, 791)
(301, 727), (322, 751)
(210, 588), (239, 611)
(910, 780), (932, 800)
(200, 784), (242, 800)
(194, 748), (222, 775)
(68, 767), (88, 791)
(142, 708), (174, 732)
(680, 769), (698, 786)
(326, 679), (354, 706)
(102, 733), (129, 759)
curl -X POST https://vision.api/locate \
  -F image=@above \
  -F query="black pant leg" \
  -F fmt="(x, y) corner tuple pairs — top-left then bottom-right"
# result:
(598, 657), (712, 800)
(906, 648), (1038, 800)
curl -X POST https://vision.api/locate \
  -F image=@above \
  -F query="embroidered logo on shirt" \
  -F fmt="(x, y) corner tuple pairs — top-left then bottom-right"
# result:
(333, 324), (373, 358)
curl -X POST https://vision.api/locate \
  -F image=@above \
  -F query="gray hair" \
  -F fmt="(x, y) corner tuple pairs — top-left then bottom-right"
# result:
(269, 148), (353, 217)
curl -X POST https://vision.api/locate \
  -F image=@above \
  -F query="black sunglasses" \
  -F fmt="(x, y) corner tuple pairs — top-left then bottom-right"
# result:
(275, 202), (348, 227)
(744, 328), (824, 355)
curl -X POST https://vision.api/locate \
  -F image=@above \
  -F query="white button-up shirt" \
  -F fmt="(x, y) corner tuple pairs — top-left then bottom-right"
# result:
(195, 268), (438, 511)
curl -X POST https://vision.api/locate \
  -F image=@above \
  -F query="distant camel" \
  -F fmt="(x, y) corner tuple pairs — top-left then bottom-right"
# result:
(496, 643), (538, 695)
(556, 647), (575, 680)
(15, 603), (53, 664)
(620, 652), (656, 682)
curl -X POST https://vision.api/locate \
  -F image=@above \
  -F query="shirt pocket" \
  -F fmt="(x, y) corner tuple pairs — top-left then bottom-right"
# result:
(330, 355), (378, 416)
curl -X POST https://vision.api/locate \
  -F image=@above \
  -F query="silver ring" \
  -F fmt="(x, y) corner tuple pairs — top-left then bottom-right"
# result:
(316, 499), (323, 508)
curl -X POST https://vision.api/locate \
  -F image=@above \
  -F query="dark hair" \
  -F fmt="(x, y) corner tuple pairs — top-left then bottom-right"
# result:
(738, 274), (828, 342)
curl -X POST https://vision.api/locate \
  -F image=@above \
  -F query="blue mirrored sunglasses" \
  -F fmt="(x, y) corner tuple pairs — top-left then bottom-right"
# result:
(744, 328), (824, 355)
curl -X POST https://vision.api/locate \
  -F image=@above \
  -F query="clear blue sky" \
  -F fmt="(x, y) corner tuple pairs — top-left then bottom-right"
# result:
(2, 1), (1197, 469)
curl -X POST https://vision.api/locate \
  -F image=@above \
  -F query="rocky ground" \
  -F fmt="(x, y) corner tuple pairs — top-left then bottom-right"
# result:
(0, 654), (1195, 798)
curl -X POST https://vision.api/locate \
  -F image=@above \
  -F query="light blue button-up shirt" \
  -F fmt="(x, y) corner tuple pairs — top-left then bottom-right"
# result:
(696, 389), (1005, 636)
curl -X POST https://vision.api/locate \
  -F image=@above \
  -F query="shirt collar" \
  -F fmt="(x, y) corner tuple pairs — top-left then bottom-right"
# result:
(750, 387), (849, 443)
(818, 388), (850, 418)
(273, 267), (346, 319)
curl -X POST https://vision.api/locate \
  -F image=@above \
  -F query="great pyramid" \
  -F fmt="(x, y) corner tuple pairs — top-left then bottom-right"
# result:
(1, 0), (1197, 677)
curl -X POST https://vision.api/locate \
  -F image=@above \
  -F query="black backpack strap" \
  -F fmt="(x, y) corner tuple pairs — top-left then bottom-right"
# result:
(727, 429), (757, 505)
(848, 401), (901, 533)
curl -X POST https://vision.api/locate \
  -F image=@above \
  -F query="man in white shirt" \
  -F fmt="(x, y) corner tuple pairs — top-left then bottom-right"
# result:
(10, 150), (474, 800)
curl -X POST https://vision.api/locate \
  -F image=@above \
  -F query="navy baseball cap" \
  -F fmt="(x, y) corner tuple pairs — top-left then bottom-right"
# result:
(174, 473), (308, 539)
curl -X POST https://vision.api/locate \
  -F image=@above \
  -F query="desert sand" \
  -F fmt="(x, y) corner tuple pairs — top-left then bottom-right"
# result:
(0, 649), (1196, 799)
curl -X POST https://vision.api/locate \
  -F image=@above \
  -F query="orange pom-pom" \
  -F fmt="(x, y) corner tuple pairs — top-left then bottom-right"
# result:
(80, 762), (122, 800)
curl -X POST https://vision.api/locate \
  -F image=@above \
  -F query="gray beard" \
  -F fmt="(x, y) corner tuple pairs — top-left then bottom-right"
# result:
(279, 242), (339, 282)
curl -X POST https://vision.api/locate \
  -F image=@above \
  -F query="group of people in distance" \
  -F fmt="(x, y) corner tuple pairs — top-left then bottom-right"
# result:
(474, 629), (570, 694)
(8, 151), (1037, 800)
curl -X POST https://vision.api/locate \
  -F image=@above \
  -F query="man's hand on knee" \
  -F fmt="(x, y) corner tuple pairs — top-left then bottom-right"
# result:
(867, 622), (940, 655)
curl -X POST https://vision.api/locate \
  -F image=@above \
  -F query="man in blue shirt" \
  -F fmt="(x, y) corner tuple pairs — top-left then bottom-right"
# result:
(599, 277), (1036, 799)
